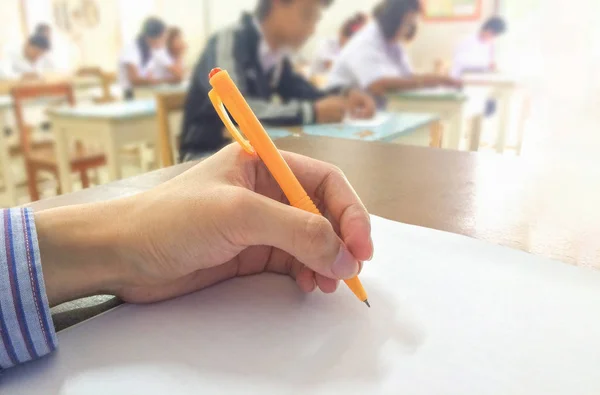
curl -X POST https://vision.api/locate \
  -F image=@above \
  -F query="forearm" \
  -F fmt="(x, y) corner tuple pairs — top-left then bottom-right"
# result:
(36, 202), (130, 307)
(367, 77), (425, 95)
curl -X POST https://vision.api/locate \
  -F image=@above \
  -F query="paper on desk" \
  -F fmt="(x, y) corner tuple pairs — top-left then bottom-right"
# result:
(343, 112), (391, 127)
(4, 216), (600, 395)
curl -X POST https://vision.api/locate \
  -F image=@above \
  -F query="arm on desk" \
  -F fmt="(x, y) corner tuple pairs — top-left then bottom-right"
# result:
(2, 146), (372, 369)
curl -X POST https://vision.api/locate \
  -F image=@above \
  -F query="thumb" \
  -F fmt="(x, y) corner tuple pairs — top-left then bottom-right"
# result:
(240, 193), (360, 280)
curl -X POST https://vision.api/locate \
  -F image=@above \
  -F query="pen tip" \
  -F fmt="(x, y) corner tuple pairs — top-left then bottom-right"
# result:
(364, 300), (371, 308)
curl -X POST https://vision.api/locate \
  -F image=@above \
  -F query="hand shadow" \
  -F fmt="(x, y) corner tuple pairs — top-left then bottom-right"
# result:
(5, 274), (427, 394)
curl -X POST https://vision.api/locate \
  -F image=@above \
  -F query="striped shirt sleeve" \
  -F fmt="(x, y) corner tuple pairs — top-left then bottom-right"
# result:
(0, 208), (57, 370)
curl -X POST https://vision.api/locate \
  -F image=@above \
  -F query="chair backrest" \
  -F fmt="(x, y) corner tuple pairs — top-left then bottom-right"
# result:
(155, 91), (186, 167)
(10, 82), (75, 155)
(76, 67), (116, 103)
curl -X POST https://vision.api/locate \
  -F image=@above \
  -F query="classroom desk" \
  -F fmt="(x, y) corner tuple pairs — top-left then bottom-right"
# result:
(133, 80), (190, 99)
(48, 100), (158, 194)
(387, 87), (491, 151)
(272, 112), (441, 147)
(463, 73), (518, 153)
(30, 136), (600, 330)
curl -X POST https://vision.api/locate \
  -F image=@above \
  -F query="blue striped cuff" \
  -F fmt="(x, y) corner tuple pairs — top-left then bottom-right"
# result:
(0, 208), (57, 370)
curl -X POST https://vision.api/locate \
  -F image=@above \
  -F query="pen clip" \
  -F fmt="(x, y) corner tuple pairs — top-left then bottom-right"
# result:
(208, 89), (255, 154)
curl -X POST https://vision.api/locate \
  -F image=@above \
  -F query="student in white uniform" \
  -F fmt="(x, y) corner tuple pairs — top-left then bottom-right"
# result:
(327, 0), (461, 98)
(309, 13), (367, 77)
(452, 16), (507, 77)
(118, 17), (184, 100)
(166, 27), (187, 79)
(0, 35), (52, 80)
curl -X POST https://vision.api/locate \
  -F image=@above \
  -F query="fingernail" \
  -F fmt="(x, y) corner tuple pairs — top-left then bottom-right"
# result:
(367, 237), (374, 261)
(332, 245), (359, 279)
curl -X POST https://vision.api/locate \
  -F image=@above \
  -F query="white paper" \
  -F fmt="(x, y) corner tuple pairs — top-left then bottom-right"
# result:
(4, 216), (600, 395)
(343, 112), (391, 127)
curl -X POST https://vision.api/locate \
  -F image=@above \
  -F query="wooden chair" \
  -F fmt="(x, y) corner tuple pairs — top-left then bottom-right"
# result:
(11, 83), (106, 201)
(155, 91), (186, 167)
(76, 67), (117, 104)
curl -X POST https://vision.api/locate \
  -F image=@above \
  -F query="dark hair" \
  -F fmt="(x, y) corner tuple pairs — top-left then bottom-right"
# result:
(28, 34), (50, 51)
(35, 23), (51, 36)
(256, 0), (334, 21)
(481, 16), (507, 35)
(137, 17), (166, 66)
(341, 13), (367, 39)
(374, 0), (422, 40)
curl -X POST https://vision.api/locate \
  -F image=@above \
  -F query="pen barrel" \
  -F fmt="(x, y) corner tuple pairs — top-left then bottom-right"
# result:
(293, 194), (321, 216)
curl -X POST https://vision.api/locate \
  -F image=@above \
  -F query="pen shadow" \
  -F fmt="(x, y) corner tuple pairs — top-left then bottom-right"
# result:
(10, 274), (427, 394)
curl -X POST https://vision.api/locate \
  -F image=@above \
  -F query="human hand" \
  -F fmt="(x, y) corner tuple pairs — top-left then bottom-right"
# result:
(37, 144), (373, 306)
(314, 95), (347, 123)
(347, 89), (376, 119)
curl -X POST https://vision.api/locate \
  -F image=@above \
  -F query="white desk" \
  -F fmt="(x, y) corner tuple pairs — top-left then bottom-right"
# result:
(463, 74), (518, 154)
(133, 80), (190, 99)
(49, 100), (158, 194)
(386, 88), (472, 151)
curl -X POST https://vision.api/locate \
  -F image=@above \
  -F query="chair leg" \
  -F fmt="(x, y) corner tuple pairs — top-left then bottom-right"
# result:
(26, 163), (40, 202)
(80, 170), (90, 189)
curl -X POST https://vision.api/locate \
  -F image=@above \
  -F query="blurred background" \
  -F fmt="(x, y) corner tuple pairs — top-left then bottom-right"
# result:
(0, 0), (599, 207)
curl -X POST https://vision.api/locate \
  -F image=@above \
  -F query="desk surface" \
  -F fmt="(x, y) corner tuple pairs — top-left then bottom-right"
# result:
(388, 87), (467, 101)
(33, 137), (599, 330)
(462, 73), (518, 86)
(49, 99), (156, 120)
(277, 112), (438, 142)
(31, 136), (599, 268)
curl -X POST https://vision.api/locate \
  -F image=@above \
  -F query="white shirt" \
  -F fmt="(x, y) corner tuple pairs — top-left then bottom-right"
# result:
(327, 22), (413, 90)
(451, 34), (493, 77)
(309, 37), (341, 77)
(0, 45), (53, 79)
(118, 41), (174, 90)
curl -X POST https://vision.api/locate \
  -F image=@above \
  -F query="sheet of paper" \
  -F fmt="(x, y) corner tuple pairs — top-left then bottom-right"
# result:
(343, 112), (392, 127)
(4, 216), (600, 394)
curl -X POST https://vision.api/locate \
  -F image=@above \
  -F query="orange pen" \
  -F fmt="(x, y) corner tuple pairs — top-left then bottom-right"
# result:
(208, 67), (369, 307)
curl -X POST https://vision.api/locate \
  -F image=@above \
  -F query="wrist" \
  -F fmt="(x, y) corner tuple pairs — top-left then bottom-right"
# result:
(35, 201), (131, 306)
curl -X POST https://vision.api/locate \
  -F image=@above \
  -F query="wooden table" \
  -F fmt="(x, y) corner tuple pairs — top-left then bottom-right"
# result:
(48, 100), (158, 193)
(30, 136), (599, 330)
(463, 73), (518, 154)
(387, 87), (490, 151)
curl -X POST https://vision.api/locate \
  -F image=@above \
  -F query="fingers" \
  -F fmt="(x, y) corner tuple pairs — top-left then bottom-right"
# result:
(280, 152), (373, 262)
(236, 192), (360, 280)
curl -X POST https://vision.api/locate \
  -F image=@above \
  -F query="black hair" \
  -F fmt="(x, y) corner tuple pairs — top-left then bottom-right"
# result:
(341, 13), (367, 39)
(481, 16), (507, 35)
(137, 17), (167, 66)
(256, 0), (334, 21)
(28, 34), (50, 51)
(35, 23), (51, 36)
(374, 0), (422, 40)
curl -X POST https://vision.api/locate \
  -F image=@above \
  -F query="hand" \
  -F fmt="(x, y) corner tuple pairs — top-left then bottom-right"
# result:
(347, 89), (376, 119)
(443, 77), (463, 89)
(314, 95), (347, 123)
(37, 144), (373, 306)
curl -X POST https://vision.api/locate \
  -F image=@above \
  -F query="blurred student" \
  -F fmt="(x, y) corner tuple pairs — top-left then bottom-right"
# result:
(327, 0), (461, 98)
(451, 16), (507, 77)
(180, 0), (376, 161)
(309, 12), (367, 77)
(118, 17), (183, 100)
(166, 27), (188, 76)
(0, 34), (52, 80)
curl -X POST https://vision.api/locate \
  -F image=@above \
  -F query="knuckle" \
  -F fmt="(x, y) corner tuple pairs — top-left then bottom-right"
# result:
(302, 215), (335, 260)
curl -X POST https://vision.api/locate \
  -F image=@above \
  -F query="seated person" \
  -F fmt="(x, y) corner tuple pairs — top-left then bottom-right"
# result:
(118, 17), (184, 99)
(179, 0), (376, 161)
(327, 0), (461, 99)
(0, 34), (52, 80)
(451, 16), (507, 77)
(309, 12), (367, 77)
(166, 27), (188, 78)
